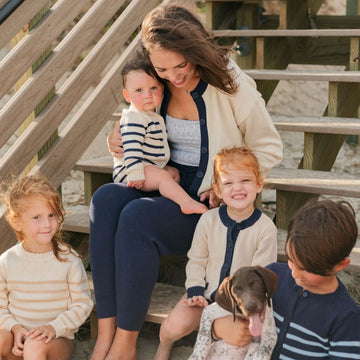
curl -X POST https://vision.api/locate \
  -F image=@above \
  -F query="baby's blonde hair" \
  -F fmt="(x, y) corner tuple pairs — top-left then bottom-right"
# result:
(213, 146), (262, 186)
(1, 175), (76, 261)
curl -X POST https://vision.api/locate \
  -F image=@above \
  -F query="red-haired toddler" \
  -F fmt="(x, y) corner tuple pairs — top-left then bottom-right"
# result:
(155, 146), (278, 360)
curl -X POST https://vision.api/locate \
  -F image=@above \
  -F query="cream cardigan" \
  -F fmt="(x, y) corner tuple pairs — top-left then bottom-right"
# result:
(161, 62), (283, 196)
(186, 206), (277, 300)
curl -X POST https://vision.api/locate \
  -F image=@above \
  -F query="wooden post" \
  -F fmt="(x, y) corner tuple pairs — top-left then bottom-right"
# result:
(346, 0), (358, 14)
(278, 0), (287, 30)
(256, 37), (264, 69)
(346, 0), (360, 144)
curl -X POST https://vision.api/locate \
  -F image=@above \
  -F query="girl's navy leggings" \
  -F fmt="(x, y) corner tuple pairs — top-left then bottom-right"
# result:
(89, 182), (201, 331)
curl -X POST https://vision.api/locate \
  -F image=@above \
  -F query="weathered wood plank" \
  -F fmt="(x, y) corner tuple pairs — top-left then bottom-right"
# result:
(245, 69), (360, 82)
(0, 0), (49, 49)
(0, 0), (92, 99)
(350, 37), (360, 71)
(0, 0), (134, 182)
(272, 114), (360, 134)
(256, 37), (264, 69)
(289, 37), (351, 66)
(63, 205), (90, 233)
(0, 0), (128, 150)
(0, 0), (9, 10)
(0, 0), (159, 254)
(264, 168), (360, 198)
(65, 209), (360, 273)
(29, 3), (159, 189)
(214, 29), (360, 37)
(315, 15), (360, 29)
(75, 156), (113, 174)
(64, 208), (360, 275)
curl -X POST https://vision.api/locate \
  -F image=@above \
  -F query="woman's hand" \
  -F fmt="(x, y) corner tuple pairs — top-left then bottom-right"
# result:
(212, 315), (252, 346)
(199, 189), (221, 209)
(107, 120), (124, 158)
(26, 324), (56, 344)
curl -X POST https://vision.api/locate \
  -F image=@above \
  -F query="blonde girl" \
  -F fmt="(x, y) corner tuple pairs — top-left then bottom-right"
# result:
(0, 175), (93, 360)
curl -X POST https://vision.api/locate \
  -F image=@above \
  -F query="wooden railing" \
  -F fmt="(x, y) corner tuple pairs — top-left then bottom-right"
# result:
(0, 0), (161, 253)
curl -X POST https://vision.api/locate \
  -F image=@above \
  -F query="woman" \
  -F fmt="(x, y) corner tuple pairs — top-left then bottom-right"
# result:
(89, 3), (283, 359)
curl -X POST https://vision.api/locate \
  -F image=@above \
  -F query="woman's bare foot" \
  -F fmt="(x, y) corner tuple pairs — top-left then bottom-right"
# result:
(105, 328), (138, 360)
(90, 318), (116, 360)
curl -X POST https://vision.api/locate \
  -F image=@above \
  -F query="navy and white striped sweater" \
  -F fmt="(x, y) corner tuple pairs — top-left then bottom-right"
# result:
(267, 262), (360, 360)
(113, 105), (170, 183)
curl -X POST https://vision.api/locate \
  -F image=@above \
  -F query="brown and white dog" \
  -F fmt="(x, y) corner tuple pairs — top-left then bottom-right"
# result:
(188, 266), (278, 360)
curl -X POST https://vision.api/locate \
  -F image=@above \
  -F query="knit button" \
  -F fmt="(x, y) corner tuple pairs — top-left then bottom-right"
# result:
(236, 224), (241, 230)
(302, 292), (308, 298)
(196, 171), (204, 178)
(200, 118), (206, 126)
(192, 92), (199, 99)
(201, 147), (208, 154)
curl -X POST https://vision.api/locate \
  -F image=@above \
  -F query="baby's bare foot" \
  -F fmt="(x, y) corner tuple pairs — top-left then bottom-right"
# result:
(181, 199), (208, 214)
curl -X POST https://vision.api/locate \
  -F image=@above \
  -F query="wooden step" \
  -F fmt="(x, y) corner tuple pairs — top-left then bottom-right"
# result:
(73, 158), (360, 198)
(74, 156), (112, 175)
(64, 205), (90, 233)
(214, 29), (360, 38)
(108, 114), (360, 135)
(244, 69), (360, 82)
(272, 115), (360, 134)
(264, 168), (360, 198)
(64, 205), (360, 273)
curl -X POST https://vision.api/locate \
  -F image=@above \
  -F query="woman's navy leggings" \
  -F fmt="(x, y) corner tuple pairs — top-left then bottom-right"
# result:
(89, 182), (201, 331)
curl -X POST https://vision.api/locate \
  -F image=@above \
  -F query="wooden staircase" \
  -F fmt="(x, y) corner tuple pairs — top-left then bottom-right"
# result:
(60, 0), (360, 336)
(1, 0), (360, 339)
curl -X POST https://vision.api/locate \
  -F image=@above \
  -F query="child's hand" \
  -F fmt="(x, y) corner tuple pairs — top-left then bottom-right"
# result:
(11, 324), (27, 356)
(182, 295), (208, 307)
(199, 190), (221, 209)
(26, 324), (56, 343)
(127, 180), (145, 189)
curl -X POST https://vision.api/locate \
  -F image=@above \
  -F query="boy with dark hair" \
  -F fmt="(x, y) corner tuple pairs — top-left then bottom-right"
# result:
(212, 199), (360, 359)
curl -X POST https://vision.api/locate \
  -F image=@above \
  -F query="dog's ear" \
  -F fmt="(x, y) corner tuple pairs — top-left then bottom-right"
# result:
(254, 266), (278, 299)
(215, 275), (234, 314)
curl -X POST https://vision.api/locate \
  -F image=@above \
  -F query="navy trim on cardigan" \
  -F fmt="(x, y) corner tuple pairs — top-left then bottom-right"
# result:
(210, 206), (262, 301)
(161, 80), (209, 197)
(187, 285), (206, 299)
